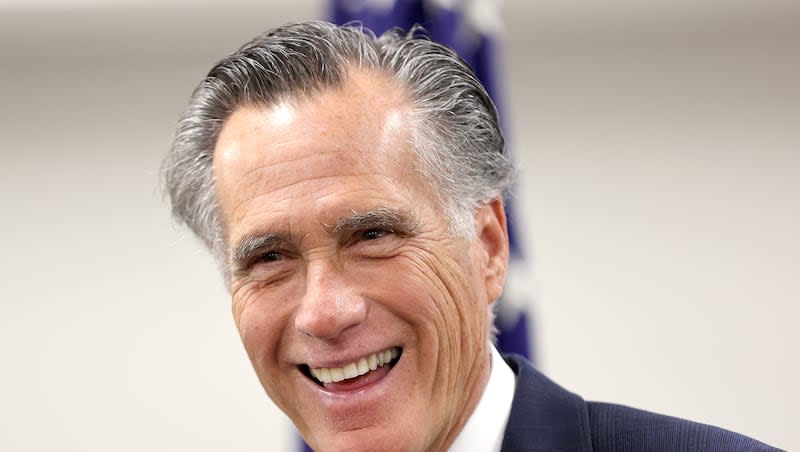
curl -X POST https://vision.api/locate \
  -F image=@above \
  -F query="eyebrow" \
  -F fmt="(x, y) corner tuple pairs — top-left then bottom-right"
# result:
(230, 233), (286, 271)
(330, 207), (419, 237)
(229, 207), (419, 272)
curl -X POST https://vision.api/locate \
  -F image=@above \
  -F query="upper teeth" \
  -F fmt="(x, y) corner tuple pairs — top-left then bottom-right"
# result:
(310, 347), (399, 384)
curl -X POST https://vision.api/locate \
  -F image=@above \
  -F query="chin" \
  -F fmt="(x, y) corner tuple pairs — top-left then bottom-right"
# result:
(306, 427), (418, 452)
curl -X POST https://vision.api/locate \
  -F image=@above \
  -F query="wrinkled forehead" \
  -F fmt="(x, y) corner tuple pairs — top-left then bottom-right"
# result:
(214, 68), (416, 172)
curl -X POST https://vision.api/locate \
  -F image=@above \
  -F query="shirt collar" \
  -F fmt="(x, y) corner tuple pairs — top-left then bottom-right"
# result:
(449, 345), (516, 452)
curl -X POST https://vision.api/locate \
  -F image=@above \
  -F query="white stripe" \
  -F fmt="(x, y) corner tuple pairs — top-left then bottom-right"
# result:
(426, 0), (505, 36)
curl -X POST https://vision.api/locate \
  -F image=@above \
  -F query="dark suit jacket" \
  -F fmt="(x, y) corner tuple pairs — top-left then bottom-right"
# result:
(500, 354), (782, 452)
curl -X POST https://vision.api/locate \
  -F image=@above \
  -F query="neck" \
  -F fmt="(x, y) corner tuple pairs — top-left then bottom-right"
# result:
(430, 343), (492, 451)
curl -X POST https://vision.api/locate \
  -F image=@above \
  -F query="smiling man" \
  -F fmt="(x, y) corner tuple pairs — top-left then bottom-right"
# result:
(163, 21), (780, 452)
(212, 68), (507, 451)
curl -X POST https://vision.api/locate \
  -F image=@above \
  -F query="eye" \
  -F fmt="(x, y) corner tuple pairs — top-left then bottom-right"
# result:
(257, 250), (282, 262)
(362, 228), (389, 240)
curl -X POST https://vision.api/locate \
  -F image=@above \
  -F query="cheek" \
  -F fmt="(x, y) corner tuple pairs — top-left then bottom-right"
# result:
(235, 294), (301, 416)
(388, 248), (488, 349)
(376, 255), (450, 321)
(233, 287), (291, 373)
(422, 252), (489, 381)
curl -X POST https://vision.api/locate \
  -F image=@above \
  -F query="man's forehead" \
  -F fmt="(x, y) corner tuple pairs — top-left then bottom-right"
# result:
(214, 69), (414, 173)
(212, 109), (417, 202)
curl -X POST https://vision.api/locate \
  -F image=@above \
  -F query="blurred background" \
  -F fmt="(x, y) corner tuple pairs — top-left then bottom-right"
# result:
(1, 0), (797, 450)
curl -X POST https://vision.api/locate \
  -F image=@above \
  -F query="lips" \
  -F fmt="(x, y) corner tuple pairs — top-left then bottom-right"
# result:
(305, 347), (401, 385)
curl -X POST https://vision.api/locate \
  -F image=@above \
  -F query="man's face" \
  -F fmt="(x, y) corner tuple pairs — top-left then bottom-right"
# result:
(213, 70), (508, 451)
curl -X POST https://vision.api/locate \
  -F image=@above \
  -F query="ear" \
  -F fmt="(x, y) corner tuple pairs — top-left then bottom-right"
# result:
(474, 198), (510, 304)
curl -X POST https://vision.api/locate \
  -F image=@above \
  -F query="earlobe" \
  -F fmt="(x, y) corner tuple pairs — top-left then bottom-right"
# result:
(476, 198), (510, 303)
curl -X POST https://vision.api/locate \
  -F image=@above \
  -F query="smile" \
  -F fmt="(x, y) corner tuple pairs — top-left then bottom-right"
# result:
(305, 347), (401, 385)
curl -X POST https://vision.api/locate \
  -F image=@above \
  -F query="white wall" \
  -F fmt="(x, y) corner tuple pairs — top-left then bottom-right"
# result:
(505, 3), (798, 451)
(1, 1), (796, 450)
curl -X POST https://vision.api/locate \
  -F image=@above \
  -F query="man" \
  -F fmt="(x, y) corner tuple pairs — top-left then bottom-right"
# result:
(163, 21), (780, 452)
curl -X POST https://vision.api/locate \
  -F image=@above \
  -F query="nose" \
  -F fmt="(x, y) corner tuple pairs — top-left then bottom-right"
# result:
(294, 261), (367, 340)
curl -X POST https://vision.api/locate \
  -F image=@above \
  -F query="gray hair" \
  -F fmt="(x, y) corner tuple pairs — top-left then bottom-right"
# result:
(163, 21), (513, 271)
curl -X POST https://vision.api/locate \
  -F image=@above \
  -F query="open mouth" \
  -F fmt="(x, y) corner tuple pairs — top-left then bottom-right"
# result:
(300, 347), (402, 389)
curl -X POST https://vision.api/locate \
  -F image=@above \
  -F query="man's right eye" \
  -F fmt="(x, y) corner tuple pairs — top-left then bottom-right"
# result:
(257, 250), (282, 262)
